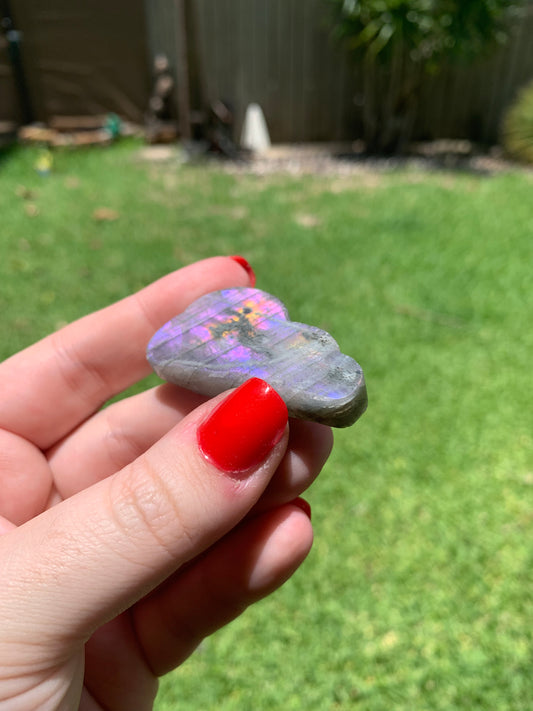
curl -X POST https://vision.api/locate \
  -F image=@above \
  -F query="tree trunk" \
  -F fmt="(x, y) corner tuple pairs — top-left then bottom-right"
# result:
(361, 43), (423, 155)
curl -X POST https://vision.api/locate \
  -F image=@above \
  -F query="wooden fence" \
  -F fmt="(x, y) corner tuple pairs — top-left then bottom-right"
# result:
(146, 0), (533, 144)
(0, 0), (149, 128)
(2, 1), (533, 145)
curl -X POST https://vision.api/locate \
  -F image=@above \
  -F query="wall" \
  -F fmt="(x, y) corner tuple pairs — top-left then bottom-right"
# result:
(167, 0), (533, 143)
(1, 0), (149, 125)
(2, 1), (533, 145)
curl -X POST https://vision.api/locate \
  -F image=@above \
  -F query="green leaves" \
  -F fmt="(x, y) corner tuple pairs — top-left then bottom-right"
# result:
(329, 0), (525, 65)
(328, 0), (526, 153)
(502, 79), (533, 163)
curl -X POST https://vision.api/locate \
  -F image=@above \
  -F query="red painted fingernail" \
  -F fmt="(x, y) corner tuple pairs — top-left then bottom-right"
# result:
(291, 497), (312, 520)
(229, 255), (256, 287)
(198, 378), (287, 475)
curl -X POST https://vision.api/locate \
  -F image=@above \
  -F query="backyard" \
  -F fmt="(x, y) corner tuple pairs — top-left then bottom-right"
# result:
(1, 141), (532, 710)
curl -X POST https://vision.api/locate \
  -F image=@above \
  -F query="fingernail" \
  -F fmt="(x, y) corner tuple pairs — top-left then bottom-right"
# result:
(198, 378), (287, 475)
(291, 497), (312, 520)
(229, 255), (256, 287)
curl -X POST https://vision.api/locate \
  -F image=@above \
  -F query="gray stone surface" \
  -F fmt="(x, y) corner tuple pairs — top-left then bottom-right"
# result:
(147, 288), (367, 427)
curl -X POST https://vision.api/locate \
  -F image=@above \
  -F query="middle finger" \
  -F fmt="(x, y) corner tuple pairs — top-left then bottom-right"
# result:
(48, 383), (206, 499)
(48, 384), (333, 506)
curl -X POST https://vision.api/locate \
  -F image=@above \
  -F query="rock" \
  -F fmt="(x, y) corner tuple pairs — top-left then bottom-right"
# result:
(147, 288), (367, 427)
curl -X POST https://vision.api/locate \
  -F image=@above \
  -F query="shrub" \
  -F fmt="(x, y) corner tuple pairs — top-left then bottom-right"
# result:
(328, 0), (526, 154)
(502, 79), (533, 164)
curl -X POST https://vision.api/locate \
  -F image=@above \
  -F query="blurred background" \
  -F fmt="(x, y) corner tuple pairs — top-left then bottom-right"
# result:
(2, 0), (533, 151)
(1, 2), (533, 710)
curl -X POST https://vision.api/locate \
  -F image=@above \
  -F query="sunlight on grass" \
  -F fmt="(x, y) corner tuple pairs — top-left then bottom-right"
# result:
(1, 142), (532, 710)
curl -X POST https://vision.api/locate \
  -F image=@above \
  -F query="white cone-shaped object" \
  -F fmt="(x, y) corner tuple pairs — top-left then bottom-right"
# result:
(240, 103), (271, 152)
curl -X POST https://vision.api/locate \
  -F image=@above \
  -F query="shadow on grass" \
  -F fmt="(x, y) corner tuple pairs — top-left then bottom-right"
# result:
(334, 140), (518, 177)
(0, 138), (19, 164)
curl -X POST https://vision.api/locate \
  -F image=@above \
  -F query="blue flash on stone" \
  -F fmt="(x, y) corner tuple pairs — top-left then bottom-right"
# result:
(147, 287), (367, 427)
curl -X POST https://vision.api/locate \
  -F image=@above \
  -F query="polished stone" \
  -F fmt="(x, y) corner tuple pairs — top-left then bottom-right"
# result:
(147, 287), (367, 427)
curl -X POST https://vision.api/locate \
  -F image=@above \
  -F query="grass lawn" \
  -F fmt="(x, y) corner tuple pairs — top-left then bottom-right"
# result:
(1, 141), (532, 710)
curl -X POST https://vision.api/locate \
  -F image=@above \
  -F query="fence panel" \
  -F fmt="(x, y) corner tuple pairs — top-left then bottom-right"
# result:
(11, 0), (149, 124)
(2, 1), (532, 143)
(145, 0), (533, 144)
(415, 3), (533, 142)
(0, 35), (18, 126)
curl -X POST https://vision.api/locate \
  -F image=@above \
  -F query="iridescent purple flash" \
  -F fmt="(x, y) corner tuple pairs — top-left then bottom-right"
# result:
(147, 288), (367, 427)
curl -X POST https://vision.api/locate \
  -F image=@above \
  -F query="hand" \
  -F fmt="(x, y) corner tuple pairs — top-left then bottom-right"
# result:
(0, 257), (333, 711)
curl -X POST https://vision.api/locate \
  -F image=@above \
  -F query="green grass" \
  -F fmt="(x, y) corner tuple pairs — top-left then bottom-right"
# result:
(1, 142), (533, 710)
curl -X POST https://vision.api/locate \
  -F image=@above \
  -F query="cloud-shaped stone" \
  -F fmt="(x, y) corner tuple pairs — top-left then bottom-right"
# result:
(147, 288), (367, 427)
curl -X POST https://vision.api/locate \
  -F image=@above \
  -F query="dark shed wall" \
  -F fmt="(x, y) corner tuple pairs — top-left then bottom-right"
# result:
(10, 0), (150, 123)
(3, 1), (533, 144)
(0, 33), (19, 123)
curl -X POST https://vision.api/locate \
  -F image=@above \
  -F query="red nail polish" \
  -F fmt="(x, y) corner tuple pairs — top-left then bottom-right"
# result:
(229, 255), (256, 287)
(291, 497), (312, 520)
(198, 378), (287, 475)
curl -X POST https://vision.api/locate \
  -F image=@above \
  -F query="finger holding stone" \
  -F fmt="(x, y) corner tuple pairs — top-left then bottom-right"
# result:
(48, 387), (332, 510)
(251, 419), (333, 515)
(0, 257), (253, 451)
(0, 380), (288, 660)
(48, 383), (207, 500)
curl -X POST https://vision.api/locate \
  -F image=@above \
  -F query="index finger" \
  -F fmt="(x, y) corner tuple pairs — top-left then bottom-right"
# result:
(0, 256), (253, 449)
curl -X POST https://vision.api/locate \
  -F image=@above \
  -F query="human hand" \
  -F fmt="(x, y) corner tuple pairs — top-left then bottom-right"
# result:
(0, 257), (333, 711)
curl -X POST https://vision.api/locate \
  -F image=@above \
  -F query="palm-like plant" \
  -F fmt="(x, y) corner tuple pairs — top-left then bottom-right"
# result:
(328, 0), (526, 153)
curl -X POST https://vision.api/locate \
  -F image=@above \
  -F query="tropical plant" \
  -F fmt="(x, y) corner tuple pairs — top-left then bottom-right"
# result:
(328, 0), (526, 153)
(502, 78), (533, 163)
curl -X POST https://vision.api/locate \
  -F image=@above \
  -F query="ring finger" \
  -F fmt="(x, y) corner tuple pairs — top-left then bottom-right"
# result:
(48, 384), (332, 507)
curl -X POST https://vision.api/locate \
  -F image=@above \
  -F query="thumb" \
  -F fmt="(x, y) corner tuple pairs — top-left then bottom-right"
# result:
(0, 378), (288, 647)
